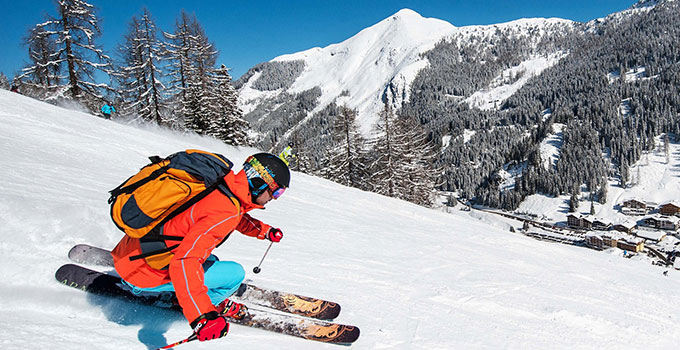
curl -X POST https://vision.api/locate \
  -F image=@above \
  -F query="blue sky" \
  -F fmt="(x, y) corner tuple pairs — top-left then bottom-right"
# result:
(0, 0), (636, 81)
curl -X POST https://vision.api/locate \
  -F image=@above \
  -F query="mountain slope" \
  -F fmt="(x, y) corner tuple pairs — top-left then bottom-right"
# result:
(238, 9), (457, 136)
(235, 1), (680, 216)
(237, 10), (574, 148)
(1, 91), (680, 349)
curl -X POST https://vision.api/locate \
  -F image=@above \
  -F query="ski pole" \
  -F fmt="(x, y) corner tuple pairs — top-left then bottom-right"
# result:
(154, 333), (197, 350)
(252, 241), (273, 274)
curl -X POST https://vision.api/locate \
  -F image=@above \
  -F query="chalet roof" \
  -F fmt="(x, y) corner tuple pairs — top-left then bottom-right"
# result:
(612, 221), (636, 229)
(621, 198), (657, 206)
(622, 198), (645, 204)
(581, 215), (609, 224)
(643, 214), (680, 223)
(586, 231), (628, 241)
(635, 229), (667, 241)
(660, 201), (680, 208)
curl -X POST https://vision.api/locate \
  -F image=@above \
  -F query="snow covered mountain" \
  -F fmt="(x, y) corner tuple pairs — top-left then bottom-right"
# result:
(2, 89), (680, 349)
(237, 8), (574, 140)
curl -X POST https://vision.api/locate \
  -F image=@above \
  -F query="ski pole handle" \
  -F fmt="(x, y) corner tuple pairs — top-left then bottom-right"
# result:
(154, 333), (197, 350)
(253, 241), (274, 274)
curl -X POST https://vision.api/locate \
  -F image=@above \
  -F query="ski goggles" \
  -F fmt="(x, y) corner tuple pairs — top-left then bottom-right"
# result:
(253, 181), (286, 199)
(245, 156), (286, 199)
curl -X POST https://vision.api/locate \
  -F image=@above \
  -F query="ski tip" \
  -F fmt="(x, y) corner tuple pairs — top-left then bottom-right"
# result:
(67, 244), (114, 266)
(330, 325), (360, 345)
(55, 263), (80, 281)
(318, 303), (341, 320)
(67, 245), (87, 261)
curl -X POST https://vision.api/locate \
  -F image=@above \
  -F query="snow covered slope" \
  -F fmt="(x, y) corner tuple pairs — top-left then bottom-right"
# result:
(1, 90), (679, 349)
(239, 8), (458, 135)
(238, 9), (574, 136)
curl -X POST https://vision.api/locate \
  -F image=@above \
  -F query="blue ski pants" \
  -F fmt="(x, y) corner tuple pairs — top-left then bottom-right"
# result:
(123, 255), (245, 305)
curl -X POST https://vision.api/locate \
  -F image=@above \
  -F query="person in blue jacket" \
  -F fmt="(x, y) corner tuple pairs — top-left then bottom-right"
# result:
(101, 102), (116, 119)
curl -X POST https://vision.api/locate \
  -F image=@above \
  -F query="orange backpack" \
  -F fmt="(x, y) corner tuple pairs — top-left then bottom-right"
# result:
(108, 149), (234, 239)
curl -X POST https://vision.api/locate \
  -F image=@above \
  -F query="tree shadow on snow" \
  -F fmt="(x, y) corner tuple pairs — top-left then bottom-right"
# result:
(86, 293), (185, 349)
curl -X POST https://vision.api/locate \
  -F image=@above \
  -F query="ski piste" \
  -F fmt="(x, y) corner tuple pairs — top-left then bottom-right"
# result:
(68, 243), (341, 320)
(55, 264), (360, 345)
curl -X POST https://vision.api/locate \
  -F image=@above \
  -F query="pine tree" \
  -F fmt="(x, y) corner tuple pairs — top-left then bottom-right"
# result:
(597, 176), (608, 204)
(20, 0), (113, 104)
(116, 8), (166, 124)
(206, 64), (251, 145)
(21, 26), (61, 97)
(288, 132), (316, 173)
(163, 11), (218, 132)
(370, 102), (399, 197)
(619, 157), (629, 188)
(569, 193), (578, 213)
(392, 114), (439, 206)
(370, 101), (438, 206)
(0, 73), (9, 90)
(323, 105), (369, 189)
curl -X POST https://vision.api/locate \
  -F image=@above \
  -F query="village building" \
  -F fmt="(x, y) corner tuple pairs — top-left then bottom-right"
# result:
(659, 202), (680, 216)
(634, 229), (667, 243)
(585, 232), (643, 252)
(581, 216), (594, 230)
(621, 199), (649, 215)
(585, 234), (610, 250)
(567, 214), (581, 228)
(592, 218), (611, 231)
(612, 221), (637, 234)
(617, 239), (645, 252)
(640, 215), (680, 231)
(566, 214), (608, 231)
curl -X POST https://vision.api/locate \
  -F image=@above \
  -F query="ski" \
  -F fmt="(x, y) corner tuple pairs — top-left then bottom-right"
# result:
(55, 264), (360, 345)
(68, 244), (341, 320)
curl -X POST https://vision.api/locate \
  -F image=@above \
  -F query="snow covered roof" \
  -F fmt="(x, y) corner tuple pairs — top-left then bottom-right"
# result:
(621, 198), (657, 206)
(644, 214), (680, 223)
(635, 229), (667, 241)
(660, 201), (680, 208)
(612, 221), (636, 229)
(585, 231), (628, 241)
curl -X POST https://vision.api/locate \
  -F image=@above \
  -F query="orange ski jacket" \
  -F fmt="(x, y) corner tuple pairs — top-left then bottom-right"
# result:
(112, 170), (272, 323)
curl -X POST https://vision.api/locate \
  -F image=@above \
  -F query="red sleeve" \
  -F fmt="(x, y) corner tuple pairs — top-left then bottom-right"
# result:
(236, 213), (272, 240)
(169, 205), (240, 323)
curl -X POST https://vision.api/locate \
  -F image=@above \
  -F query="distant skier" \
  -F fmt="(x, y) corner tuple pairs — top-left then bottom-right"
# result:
(101, 102), (115, 119)
(10, 85), (18, 93)
(111, 152), (290, 342)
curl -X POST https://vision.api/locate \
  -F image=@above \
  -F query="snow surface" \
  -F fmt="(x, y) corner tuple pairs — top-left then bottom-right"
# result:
(464, 52), (568, 111)
(2, 90), (680, 349)
(539, 122), (565, 170)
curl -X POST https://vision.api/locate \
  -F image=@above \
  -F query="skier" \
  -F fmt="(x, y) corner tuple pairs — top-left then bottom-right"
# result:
(111, 152), (290, 342)
(101, 102), (115, 119)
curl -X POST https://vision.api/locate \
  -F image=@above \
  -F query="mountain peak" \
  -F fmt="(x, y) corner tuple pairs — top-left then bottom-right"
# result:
(390, 8), (423, 20)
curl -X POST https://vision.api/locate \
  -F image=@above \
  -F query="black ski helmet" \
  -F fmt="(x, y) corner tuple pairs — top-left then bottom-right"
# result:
(243, 152), (290, 198)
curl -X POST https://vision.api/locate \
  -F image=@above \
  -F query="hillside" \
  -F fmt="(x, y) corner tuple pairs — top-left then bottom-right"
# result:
(236, 9), (574, 152)
(235, 0), (680, 214)
(1, 91), (680, 349)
